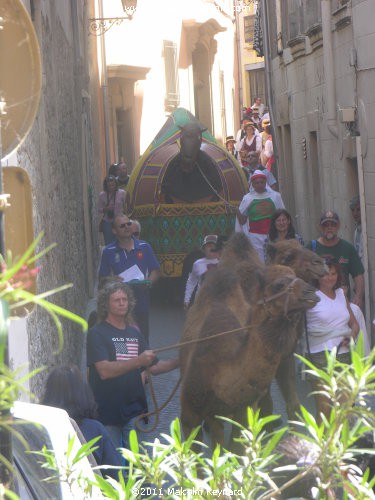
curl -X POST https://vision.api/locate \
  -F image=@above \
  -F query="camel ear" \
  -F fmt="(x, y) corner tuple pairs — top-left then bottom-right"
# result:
(266, 242), (277, 262)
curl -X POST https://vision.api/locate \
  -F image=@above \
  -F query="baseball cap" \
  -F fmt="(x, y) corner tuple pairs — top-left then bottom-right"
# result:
(320, 210), (340, 225)
(201, 235), (218, 248)
(250, 169), (267, 182)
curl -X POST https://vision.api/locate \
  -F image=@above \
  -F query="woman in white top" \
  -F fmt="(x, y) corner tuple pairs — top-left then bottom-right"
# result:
(306, 259), (359, 423)
(235, 122), (262, 171)
(184, 235), (219, 308)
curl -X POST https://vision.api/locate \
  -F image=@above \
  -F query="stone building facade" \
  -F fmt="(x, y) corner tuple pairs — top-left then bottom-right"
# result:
(264, 0), (375, 328)
(3, 0), (103, 396)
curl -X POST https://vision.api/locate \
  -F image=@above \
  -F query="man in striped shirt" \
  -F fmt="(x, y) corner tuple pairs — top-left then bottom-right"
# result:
(87, 281), (178, 451)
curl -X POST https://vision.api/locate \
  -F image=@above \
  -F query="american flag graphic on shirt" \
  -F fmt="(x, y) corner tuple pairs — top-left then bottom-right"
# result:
(113, 337), (139, 361)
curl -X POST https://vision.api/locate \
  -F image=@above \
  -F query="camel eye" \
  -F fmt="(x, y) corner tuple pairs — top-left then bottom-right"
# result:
(283, 254), (295, 265)
(271, 282), (285, 293)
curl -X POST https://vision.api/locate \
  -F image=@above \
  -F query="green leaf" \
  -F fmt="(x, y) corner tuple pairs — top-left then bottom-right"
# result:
(262, 428), (287, 458)
(129, 429), (139, 454)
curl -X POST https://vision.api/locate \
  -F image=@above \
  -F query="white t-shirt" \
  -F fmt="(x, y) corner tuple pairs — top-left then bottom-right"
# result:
(306, 288), (352, 353)
(264, 137), (273, 159)
(350, 303), (370, 356)
(184, 257), (219, 305)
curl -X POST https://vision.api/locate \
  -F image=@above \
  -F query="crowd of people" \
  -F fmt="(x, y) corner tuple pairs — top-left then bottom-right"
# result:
(225, 97), (274, 184)
(38, 99), (372, 477)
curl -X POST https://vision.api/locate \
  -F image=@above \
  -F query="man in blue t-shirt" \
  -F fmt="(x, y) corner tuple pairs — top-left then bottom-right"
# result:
(99, 214), (160, 342)
(87, 282), (178, 451)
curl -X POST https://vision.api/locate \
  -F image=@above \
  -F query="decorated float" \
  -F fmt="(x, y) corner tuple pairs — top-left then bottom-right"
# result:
(127, 108), (248, 278)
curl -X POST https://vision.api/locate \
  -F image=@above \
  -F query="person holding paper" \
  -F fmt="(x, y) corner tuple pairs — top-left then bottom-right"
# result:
(99, 214), (160, 341)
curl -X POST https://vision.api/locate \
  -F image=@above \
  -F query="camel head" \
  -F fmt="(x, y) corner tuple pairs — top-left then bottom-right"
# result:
(266, 239), (327, 284)
(178, 122), (207, 173)
(259, 264), (320, 317)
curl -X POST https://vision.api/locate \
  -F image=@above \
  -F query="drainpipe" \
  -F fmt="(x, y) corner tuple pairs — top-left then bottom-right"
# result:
(275, 0), (282, 55)
(261, 0), (279, 167)
(235, 10), (243, 118)
(356, 136), (371, 339)
(261, 0), (276, 130)
(99, 0), (111, 167)
(321, 0), (338, 137)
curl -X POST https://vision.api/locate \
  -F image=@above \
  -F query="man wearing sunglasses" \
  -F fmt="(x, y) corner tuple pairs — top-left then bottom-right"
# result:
(98, 214), (160, 341)
(306, 210), (364, 309)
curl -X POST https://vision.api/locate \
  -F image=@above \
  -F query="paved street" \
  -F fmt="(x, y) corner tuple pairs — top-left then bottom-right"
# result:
(141, 300), (316, 448)
(142, 302), (183, 444)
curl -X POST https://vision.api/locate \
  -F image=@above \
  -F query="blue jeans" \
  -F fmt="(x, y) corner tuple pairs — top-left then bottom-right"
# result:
(102, 220), (116, 245)
(105, 418), (146, 465)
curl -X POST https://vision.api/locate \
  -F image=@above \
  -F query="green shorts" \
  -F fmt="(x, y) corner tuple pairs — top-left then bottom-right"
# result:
(304, 350), (351, 382)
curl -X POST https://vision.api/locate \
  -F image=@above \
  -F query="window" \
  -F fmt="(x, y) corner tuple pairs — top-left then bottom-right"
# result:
(248, 68), (265, 107)
(244, 15), (255, 45)
(302, 0), (321, 32)
(287, 0), (302, 39)
(163, 40), (180, 111)
(284, 0), (321, 40)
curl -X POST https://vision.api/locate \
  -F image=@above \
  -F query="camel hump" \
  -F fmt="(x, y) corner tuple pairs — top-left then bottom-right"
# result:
(266, 238), (300, 262)
(194, 304), (248, 359)
(220, 232), (263, 267)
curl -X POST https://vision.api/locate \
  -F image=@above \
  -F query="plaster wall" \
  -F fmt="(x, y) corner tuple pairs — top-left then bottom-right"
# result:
(268, 0), (375, 322)
(270, 22), (356, 236)
(352, 0), (375, 319)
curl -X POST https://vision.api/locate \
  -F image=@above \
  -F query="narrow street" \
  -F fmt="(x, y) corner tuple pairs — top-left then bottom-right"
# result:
(142, 300), (316, 447)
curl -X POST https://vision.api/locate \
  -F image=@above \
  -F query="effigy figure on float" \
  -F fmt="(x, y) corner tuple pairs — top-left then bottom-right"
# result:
(126, 108), (248, 295)
(160, 121), (223, 204)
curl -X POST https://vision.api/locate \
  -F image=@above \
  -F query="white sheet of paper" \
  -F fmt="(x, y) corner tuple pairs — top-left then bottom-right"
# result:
(119, 264), (145, 282)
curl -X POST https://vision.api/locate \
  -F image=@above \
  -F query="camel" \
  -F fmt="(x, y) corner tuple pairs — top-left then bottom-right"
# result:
(264, 239), (327, 418)
(180, 234), (320, 445)
(219, 236), (327, 419)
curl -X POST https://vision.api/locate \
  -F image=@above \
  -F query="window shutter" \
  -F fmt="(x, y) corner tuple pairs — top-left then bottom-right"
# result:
(163, 40), (180, 111)
(244, 15), (255, 45)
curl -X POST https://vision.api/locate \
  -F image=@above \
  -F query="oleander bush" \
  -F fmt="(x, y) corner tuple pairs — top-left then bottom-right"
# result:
(35, 336), (375, 499)
(2, 239), (375, 498)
